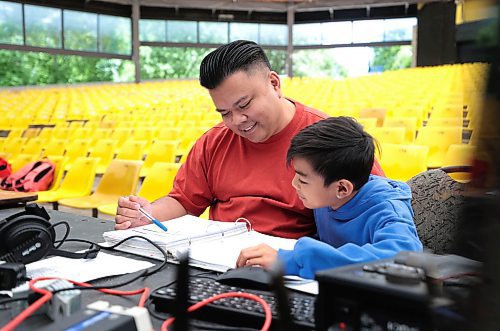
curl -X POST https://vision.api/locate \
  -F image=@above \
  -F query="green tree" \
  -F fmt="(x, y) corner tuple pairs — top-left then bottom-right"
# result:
(371, 46), (412, 71)
(266, 49), (286, 75)
(293, 49), (347, 78)
(140, 47), (213, 79)
(0, 50), (133, 86)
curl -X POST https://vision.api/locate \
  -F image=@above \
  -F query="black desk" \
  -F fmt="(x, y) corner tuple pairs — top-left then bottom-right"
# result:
(0, 207), (189, 330)
(1, 206), (316, 331)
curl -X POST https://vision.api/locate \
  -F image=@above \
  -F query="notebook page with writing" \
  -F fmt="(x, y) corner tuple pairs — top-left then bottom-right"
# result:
(186, 230), (297, 272)
(102, 215), (248, 260)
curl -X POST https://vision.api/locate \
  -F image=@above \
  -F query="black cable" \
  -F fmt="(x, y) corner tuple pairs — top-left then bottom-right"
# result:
(0, 296), (28, 307)
(48, 221), (70, 249)
(44, 235), (169, 295)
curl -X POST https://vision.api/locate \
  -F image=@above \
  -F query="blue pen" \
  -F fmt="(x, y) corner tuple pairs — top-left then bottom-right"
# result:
(139, 207), (168, 232)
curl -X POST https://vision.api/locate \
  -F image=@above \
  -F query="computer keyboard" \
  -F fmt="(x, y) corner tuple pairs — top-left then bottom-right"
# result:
(151, 277), (316, 330)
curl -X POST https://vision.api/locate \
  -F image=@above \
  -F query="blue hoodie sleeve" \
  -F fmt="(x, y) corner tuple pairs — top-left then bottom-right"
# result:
(277, 219), (423, 280)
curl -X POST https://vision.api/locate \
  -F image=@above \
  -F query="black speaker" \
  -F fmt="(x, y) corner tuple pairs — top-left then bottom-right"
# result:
(0, 204), (99, 264)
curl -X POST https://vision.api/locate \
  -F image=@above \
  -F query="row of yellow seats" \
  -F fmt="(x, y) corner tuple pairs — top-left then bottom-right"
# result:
(1, 138), (182, 178)
(34, 158), (180, 218)
(378, 143), (475, 182)
(371, 126), (467, 168)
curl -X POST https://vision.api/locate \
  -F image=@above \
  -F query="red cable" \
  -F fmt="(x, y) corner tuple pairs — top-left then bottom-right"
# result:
(161, 292), (273, 331)
(0, 277), (150, 331)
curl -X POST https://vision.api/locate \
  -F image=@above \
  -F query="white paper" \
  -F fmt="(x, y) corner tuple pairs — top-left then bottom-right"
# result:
(103, 215), (297, 274)
(26, 251), (154, 282)
(187, 230), (297, 272)
(1, 252), (154, 297)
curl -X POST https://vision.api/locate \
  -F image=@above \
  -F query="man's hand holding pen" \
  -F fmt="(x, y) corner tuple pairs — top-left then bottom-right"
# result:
(115, 195), (153, 230)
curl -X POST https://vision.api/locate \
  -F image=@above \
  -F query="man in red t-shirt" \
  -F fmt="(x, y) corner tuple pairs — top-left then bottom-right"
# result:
(114, 40), (384, 238)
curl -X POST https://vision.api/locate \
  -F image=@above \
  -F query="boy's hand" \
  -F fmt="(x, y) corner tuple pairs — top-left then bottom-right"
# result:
(236, 244), (278, 268)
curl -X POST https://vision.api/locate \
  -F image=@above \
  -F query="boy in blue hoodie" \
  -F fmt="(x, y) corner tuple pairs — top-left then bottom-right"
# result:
(236, 116), (423, 279)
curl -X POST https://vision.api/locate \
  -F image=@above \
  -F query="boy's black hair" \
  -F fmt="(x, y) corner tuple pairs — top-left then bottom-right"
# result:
(286, 116), (376, 190)
(199, 40), (271, 89)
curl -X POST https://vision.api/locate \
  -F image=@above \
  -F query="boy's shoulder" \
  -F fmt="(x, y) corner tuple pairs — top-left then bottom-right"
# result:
(366, 175), (411, 192)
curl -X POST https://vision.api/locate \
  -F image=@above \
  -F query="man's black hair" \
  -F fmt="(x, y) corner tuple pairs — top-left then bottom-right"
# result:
(286, 116), (376, 190)
(199, 40), (271, 89)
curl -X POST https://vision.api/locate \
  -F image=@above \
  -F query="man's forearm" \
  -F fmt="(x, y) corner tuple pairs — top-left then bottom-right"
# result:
(151, 196), (188, 221)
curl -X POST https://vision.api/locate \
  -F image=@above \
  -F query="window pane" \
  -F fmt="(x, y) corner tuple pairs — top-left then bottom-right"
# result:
(293, 23), (321, 45)
(140, 19), (166, 42)
(0, 49), (133, 86)
(370, 45), (412, 72)
(0, 1), (22, 44)
(293, 49), (348, 78)
(99, 14), (131, 55)
(25, 5), (62, 48)
(199, 21), (228, 44)
(229, 22), (258, 42)
(330, 47), (374, 77)
(352, 19), (385, 43)
(167, 20), (197, 43)
(259, 24), (287, 45)
(140, 46), (213, 79)
(64, 10), (97, 51)
(321, 21), (352, 45)
(384, 18), (417, 41)
(266, 49), (286, 75)
(293, 47), (375, 78)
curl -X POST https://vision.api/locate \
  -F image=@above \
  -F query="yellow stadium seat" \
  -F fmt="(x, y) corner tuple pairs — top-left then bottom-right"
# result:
(369, 127), (406, 145)
(430, 107), (463, 119)
(178, 127), (205, 156)
(71, 127), (94, 140)
(42, 156), (66, 192)
(110, 128), (134, 151)
(426, 117), (463, 127)
(98, 162), (180, 215)
(64, 139), (91, 171)
(91, 128), (113, 146)
(58, 159), (143, 217)
(38, 128), (54, 140)
(415, 126), (463, 168)
(199, 207), (210, 220)
(9, 154), (37, 172)
(21, 138), (43, 156)
(383, 117), (417, 143)
(390, 107), (426, 128)
(51, 127), (72, 140)
(356, 118), (378, 131)
(89, 139), (116, 174)
(37, 157), (98, 208)
(156, 127), (182, 140)
(42, 139), (67, 157)
(360, 108), (386, 127)
(115, 140), (146, 161)
(1, 137), (27, 156)
(22, 128), (40, 138)
(7, 128), (24, 139)
(140, 140), (179, 177)
(379, 144), (429, 181)
(442, 144), (476, 182)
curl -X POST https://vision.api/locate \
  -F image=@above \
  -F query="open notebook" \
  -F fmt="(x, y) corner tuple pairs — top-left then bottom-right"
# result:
(102, 215), (297, 273)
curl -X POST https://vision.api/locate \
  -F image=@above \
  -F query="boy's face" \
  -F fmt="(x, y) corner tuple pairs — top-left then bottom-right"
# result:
(291, 157), (340, 210)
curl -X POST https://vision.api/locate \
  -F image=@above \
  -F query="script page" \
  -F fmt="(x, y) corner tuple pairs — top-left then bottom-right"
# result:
(187, 230), (297, 272)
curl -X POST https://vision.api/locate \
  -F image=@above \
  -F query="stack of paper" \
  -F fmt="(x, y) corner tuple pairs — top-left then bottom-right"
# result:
(102, 215), (297, 272)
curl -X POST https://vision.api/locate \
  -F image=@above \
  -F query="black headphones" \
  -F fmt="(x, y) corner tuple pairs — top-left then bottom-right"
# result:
(0, 204), (99, 264)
